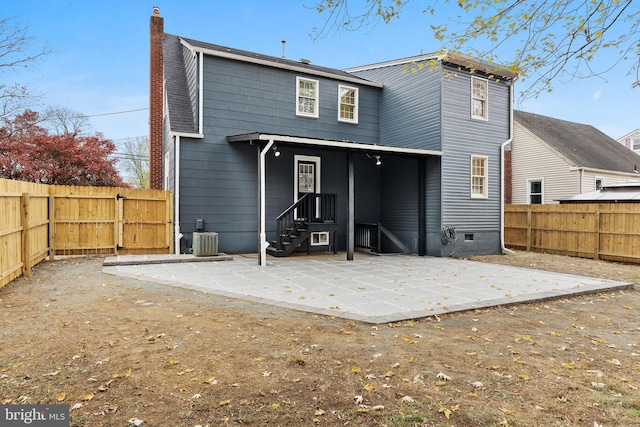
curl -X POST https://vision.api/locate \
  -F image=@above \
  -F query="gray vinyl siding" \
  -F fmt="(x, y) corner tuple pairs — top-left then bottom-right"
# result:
(349, 63), (442, 151)
(425, 156), (442, 255)
(162, 115), (175, 192)
(176, 55), (382, 253)
(182, 45), (199, 126)
(202, 55), (380, 142)
(439, 66), (511, 255)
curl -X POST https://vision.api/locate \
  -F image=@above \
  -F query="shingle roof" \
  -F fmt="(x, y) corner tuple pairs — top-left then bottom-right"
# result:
(514, 110), (640, 174)
(163, 33), (198, 134)
(180, 36), (381, 86)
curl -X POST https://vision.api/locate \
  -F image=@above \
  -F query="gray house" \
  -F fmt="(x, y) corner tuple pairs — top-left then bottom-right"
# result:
(149, 9), (517, 263)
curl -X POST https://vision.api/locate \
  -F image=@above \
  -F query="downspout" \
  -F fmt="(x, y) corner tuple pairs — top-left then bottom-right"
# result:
(259, 139), (275, 266)
(173, 135), (181, 254)
(501, 79), (517, 255)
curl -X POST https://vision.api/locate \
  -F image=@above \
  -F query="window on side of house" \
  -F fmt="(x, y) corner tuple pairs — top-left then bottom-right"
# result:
(338, 85), (358, 123)
(470, 155), (488, 198)
(528, 179), (543, 204)
(633, 138), (640, 150)
(471, 77), (488, 121)
(296, 77), (319, 118)
(595, 177), (604, 191)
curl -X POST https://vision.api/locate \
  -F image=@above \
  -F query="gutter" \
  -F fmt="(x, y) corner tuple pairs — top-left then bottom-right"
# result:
(501, 78), (518, 255)
(258, 139), (275, 267)
(173, 135), (181, 254)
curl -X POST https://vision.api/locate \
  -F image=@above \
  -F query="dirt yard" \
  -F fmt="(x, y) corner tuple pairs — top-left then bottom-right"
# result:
(1, 251), (639, 427)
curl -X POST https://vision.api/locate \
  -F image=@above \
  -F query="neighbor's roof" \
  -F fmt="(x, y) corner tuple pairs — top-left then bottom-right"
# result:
(514, 110), (640, 174)
(557, 183), (640, 203)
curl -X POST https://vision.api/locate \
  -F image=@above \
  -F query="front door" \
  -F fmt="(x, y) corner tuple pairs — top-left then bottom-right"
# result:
(294, 155), (321, 220)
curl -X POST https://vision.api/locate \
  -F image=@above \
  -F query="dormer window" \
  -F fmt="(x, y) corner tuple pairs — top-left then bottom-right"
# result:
(471, 77), (488, 121)
(296, 77), (319, 118)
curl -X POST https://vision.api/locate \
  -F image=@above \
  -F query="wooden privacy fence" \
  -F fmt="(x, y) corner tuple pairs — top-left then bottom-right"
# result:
(504, 203), (640, 264)
(0, 178), (173, 288)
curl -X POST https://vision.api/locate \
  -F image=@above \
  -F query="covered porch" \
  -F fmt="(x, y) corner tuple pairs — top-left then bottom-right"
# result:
(227, 133), (442, 266)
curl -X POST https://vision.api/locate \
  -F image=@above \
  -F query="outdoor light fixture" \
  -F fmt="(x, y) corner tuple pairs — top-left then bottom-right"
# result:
(374, 155), (381, 166)
(273, 146), (281, 157)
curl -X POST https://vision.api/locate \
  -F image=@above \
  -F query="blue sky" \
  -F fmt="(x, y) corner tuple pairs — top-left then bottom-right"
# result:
(3, 0), (638, 150)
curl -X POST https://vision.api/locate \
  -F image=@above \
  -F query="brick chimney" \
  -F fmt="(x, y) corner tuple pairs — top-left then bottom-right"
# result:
(149, 6), (164, 190)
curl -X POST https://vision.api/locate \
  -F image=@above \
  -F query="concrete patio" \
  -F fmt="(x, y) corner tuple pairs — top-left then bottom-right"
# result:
(102, 253), (631, 324)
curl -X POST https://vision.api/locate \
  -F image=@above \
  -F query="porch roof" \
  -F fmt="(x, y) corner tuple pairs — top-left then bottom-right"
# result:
(227, 133), (442, 157)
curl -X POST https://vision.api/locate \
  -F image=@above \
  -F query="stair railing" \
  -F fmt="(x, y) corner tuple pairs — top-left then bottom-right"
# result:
(275, 194), (309, 251)
(274, 194), (336, 251)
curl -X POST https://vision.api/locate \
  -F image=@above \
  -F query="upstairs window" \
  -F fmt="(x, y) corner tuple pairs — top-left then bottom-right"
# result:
(471, 155), (488, 198)
(595, 177), (604, 191)
(471, 77), (488, 121)
(338, 85), (358, 123)
(296, 77), (319, 118)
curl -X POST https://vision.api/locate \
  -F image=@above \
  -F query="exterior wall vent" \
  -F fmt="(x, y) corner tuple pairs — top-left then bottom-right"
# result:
(193, 232), (219, 256)
(299, 58), (311, 64)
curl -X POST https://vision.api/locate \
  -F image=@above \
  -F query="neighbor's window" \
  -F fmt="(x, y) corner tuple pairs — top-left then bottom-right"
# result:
(338, 85), (358, 123)
(528, 179), (543, 204)
(296, 77), (319, 118)
(471, 155), (488, 198)
(595, 177), (604, 191)
(471, 77), (488, 120)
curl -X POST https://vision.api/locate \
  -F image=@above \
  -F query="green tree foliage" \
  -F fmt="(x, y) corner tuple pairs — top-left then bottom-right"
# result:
(313, 0), (639, 99)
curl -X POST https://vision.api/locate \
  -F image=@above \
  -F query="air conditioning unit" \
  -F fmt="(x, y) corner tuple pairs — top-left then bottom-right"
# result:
(193, 232), (218, 256)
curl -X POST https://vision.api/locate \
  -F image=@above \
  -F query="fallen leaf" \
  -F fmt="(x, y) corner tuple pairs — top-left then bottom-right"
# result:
(82, 393), (95, 401)
(401, 395), (415, 403)
(439, 406), (452, 419)
(55, 392), (66, 401)
(219, 399), (231, 406)
(402, 335), (419, 344)
(314, 408), (325, 416)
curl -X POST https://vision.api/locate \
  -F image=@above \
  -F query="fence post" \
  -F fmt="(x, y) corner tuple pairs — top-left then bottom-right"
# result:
(526, 207), (532, 251)
(594, 210), (600, 260)
(49, 194), (55, 260)
(21, 193), (31, 277)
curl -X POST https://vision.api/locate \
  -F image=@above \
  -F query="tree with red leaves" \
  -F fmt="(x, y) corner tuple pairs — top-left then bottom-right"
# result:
(0, 110), (126, 187)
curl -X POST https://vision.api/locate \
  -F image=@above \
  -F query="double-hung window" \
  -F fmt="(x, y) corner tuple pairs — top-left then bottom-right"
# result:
(528, 179), (543, 204)
(338, 85), (358, 123)
(471, 77), (488, 120)
(471, 155), (488, 198)
(296, 77), (319, 118)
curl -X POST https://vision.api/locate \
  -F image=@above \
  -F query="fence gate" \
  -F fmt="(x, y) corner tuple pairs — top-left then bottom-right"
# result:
(50, 187), (173, 256)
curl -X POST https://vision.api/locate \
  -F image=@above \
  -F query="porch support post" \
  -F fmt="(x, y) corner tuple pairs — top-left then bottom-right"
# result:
(258, 139), (275, 266)
(418, 157), (426, 256)
(347, 153), (355, 261)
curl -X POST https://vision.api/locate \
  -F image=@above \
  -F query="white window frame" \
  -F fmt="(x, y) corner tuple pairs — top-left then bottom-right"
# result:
(595, 176), (604, 191)
(470, 155), (488, 199)
(528, 178), (544, 204)
(296, 76), (319, 118)
(310, 232), (330, 246)
(338, 85), (359, 123)
(471, 76), (488, 121)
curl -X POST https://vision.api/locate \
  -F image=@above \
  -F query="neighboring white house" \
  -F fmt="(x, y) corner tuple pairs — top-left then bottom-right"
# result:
(511, 111), (640, 204)
(618, 129), (640, 154)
